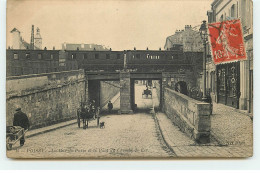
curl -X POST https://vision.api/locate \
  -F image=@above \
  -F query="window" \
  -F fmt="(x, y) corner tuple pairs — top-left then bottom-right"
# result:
(84, 53), (88, 59)
(26, 53), (30, 59)
(38, 53), (42, 59)
(211, 71), (215, 93)
(71, 54), (75, 59)
(206, 72), (209, 89)
(13, 53), (19, 60)
(106, 54), (110, 59)
(50, 54), (54, 60)
(95, 53), (99, 59)
(117, 54), (120, 59)
(220, 14), (224, 22)
(231, 4), (235, 18)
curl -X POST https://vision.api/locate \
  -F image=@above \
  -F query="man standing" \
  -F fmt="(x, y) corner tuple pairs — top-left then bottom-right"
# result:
(13, 108), (30, 146)
(107, 101), (113, 114)
(90, 100), (96, 119)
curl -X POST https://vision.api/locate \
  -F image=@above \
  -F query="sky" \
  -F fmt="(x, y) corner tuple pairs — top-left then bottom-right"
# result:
(6, 0), (212, 50)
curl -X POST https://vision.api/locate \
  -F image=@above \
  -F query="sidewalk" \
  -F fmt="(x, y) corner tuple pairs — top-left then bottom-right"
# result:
(155, 112), (252, 157)
(211, 102), (253, 146)
(26, 119), (77, 138)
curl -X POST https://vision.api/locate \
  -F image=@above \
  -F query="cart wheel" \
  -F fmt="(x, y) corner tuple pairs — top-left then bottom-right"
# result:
(77, 118), (80, 128)
(6, 136), (12, 150)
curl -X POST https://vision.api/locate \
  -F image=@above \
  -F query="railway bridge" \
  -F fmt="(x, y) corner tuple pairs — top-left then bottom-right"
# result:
(78, 50), (204, 114)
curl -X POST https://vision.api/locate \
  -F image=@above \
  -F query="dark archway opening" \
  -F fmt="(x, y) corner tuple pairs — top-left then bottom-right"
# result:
(175, 81), (188, 95)
(88, 80), (120, 115)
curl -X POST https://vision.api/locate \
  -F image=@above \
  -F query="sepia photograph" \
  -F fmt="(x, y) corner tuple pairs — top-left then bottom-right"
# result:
(5, 0), (253, 159)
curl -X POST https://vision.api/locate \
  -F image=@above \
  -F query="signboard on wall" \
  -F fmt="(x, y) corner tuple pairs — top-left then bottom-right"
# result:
(208, 19), (247, 64)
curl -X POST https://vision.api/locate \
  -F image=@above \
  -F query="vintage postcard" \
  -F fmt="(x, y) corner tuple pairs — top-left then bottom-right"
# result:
(6, 0), (253, 159)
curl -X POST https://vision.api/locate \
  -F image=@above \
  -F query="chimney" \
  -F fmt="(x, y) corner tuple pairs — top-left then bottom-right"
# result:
(185, 25), (191, 30)
(30, 25), (34, 50)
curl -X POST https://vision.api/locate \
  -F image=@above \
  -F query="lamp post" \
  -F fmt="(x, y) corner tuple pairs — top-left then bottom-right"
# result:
(199, 20), (208, 102)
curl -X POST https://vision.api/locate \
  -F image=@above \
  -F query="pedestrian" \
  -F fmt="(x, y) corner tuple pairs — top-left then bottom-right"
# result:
(107, 101), (113, 113)
(13, 108), (30, 146)
(90, 100), (96, 119)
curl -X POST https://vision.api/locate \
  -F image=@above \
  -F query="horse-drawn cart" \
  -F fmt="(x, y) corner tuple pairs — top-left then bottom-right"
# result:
(77, 104), (100, 129)
(142, 89), (152, 98)
(6, 126), (28, 150)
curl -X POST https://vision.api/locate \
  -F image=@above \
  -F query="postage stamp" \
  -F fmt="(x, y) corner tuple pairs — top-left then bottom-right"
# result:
(208, 19), (247, 64)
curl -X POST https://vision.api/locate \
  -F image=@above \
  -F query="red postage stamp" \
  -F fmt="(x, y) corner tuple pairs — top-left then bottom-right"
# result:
(208, 19), (247, 65)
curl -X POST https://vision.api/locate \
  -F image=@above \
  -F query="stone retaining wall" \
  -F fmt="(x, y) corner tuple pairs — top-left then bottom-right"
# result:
(6, 70), (86, 129)
(164, 88), (211, 143)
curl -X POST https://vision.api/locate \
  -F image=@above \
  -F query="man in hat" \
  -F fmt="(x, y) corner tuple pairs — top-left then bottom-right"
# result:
(107, 100), (113, 114)
(13, 108), (30, 146)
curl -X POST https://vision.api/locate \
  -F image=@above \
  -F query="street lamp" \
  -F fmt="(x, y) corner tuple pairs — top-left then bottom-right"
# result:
(199, 20), (208, 102)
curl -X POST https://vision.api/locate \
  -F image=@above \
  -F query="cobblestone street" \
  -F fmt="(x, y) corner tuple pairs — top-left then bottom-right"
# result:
(6, 84), (174, 159)
(7, 113), (175, 159)
(211, 103), (253, 147)
(156, 112), (253, 157)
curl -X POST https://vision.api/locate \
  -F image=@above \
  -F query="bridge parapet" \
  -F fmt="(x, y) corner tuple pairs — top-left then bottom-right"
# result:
(163, 88), (211, 144)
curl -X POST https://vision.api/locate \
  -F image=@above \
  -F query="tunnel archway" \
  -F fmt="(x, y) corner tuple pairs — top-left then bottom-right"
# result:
(130, 79), (162, 113)
(175, 81), (188, 95)
(88, 80), (121, 114)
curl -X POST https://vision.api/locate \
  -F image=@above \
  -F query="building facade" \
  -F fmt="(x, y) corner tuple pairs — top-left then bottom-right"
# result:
(164, 25), (203, 52)
(62, 43), (109, 51)
(207, 0), (253, 112)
